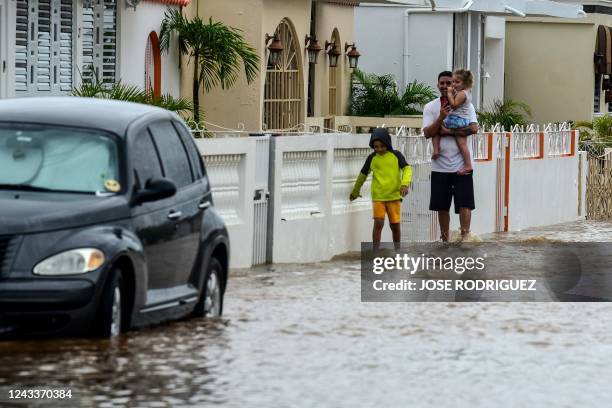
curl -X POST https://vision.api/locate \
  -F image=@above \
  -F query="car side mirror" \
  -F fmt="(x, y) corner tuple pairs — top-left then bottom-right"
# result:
(132, 177), (176, 205)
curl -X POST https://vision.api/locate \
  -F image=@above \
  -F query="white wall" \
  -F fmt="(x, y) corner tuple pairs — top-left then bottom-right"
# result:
(355, 6), (509, 109)
(0, 0), (9, 98)
(119, 3), (181, 97)
(355, 6), (455, 91)
(467, 157), (499, 234)
(270, 134), (393, 264)
(406, 12), (454, 92)
(196, 138), (256, 269)
(195, 129), (581, 268)
(355, 5), (405, 85)
(508, 132), (580, 231)
(482, 16), (505, 108)
(1, 0), (16, 98)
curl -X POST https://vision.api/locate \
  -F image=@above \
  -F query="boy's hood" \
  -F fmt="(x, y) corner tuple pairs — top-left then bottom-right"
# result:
(369, 128), (393, 150)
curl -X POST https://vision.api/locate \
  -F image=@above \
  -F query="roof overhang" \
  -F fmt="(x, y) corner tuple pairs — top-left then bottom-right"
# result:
(351, 0), (430, 4)
(142, 0), (190, 7)
(361, 0), (585, 18)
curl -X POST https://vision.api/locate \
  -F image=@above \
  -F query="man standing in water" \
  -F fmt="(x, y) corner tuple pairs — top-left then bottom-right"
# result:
(422, 71), (478, 241)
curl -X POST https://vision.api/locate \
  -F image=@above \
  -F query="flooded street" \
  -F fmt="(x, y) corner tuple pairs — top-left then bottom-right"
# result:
(2, 220), (612, 407)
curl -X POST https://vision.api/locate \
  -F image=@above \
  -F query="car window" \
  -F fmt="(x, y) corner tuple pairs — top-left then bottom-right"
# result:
(172, 121), (204, 179)
(148, 121), (193, 189)
(0, 124), (119, 194)
(132, 131), (163, 188)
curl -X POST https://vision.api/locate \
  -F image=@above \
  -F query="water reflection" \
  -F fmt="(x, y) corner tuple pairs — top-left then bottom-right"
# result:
(1, 221), (612, 407)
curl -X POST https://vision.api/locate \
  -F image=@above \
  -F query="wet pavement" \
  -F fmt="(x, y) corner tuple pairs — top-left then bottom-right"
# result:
(1, 221), (612, 407)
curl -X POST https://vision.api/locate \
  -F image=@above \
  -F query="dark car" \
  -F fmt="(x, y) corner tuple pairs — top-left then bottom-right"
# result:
(0, 97), (229, 338)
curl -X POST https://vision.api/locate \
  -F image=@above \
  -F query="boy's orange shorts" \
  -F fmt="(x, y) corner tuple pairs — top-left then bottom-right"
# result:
(372, 200), (401, 224)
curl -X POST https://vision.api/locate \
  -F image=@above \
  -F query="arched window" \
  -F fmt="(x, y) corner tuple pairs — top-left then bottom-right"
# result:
(263, 19), (304, 131)
(328, 29), (341, 116)
(145, 31), (161, 97)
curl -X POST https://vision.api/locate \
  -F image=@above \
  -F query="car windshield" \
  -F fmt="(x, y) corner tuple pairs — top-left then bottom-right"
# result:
(0, 124), (120, 194)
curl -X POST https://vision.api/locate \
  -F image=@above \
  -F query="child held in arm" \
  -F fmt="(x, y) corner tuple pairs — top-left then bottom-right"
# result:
(350, 128), (412, 250)
(431, 69), (475, 175)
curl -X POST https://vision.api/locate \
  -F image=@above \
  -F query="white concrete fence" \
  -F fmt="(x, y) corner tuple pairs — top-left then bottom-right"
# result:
(196, 124), (585, 268)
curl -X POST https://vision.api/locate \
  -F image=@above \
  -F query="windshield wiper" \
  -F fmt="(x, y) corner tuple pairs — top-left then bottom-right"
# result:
(0, 184), (94, 194)
(0, 183), (55, 192)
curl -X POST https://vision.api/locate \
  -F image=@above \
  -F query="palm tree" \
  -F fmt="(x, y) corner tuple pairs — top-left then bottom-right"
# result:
(159, 8), (260, 123)
(350, 69), (436, 117)
(72, 75), (195, 119)
(477, 99), (532, 130)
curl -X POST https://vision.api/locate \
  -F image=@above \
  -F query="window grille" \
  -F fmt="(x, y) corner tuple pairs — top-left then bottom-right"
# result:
(263, 19), (304, 131)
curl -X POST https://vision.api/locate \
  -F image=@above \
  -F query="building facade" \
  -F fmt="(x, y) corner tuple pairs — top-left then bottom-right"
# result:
(505, 2), (612, 124)
(355, 1), (584, 113)
(0, 0), (182, 99)
(181, 0), (368, 132)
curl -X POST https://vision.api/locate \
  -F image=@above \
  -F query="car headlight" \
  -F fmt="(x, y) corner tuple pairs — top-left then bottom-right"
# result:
(33, 248), (106, 276)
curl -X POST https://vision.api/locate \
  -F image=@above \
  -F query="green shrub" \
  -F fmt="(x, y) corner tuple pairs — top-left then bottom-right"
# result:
(349, 69), (436, 117)
(477, 99), (532, 130)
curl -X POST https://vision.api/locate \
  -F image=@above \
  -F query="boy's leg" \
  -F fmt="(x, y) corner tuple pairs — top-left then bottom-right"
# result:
(373, 219), (385, 250)
(387, 201), (402, 249)
(455, 135), (473, 175)
(372, 201), (386, 250)
(390, 224), (401, 249)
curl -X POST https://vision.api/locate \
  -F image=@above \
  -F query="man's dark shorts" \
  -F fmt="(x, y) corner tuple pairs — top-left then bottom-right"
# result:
(429, 171), (476, 214)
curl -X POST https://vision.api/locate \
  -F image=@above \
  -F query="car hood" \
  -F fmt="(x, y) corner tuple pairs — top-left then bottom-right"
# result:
(0, 191), (130, 235)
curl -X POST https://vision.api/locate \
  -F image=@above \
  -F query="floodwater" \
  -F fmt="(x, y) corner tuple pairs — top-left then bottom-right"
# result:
(1, 221), (612, 407)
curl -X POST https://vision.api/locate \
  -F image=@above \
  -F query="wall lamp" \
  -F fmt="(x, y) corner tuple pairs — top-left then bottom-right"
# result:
(265, 34), (284, 67)
(305, 35), (322, 65)
(325, 41), (341, 68)
(345, 43), (361, 69)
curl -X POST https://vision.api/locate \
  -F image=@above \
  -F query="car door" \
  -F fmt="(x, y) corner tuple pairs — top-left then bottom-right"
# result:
(172, 119), (212, 210)
(148, 121), (202, 288)
(130, 129), (178, 291)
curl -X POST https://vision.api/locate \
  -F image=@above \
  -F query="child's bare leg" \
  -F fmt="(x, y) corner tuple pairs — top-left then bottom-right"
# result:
(373, 218), (385, 250)
(390, 223), (401, 249)
(455, 135), (473, 175)
(431, 135), (441, 160)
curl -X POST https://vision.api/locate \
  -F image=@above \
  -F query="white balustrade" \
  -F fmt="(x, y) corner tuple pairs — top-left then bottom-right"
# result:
(332, 148), (372, 214)
(513, 132), (542, 159)
(548, 131), (573, 156)
(203, 154), (243, 225)
(280, 151), (325, 219)
(472, 133), (490, 160)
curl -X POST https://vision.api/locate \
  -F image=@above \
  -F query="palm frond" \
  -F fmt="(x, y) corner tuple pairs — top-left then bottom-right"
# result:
(160, 8), (260, 91)
(350, 70), (434, 116)
(477, 99), (532, 129)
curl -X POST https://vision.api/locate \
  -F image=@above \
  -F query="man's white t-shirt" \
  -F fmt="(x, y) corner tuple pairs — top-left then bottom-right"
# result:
(422, 98), (478, 173)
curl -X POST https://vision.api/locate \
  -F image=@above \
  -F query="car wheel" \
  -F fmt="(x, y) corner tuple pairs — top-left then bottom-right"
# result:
(193, 258), (223, 318)
(93, 269), (124, 338)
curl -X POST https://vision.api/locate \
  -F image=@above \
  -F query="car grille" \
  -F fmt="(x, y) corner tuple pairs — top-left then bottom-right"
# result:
(0, 236), (18, 277)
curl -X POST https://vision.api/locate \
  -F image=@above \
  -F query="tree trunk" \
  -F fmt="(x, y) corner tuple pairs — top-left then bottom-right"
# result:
(193, 54), (200, 123)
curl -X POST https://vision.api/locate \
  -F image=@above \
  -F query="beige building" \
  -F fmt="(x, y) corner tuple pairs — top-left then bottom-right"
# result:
(505, 3), (612, 124)
(181, 0), (369, 132)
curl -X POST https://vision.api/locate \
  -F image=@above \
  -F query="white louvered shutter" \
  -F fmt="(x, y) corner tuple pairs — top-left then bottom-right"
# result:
(15, 0), (73, 96)
(15, 0), (29, 93)
(82, 0), (116, 86)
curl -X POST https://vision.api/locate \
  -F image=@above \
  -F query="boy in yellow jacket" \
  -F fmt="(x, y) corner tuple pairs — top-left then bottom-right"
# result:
(350, 128), (412, 249)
